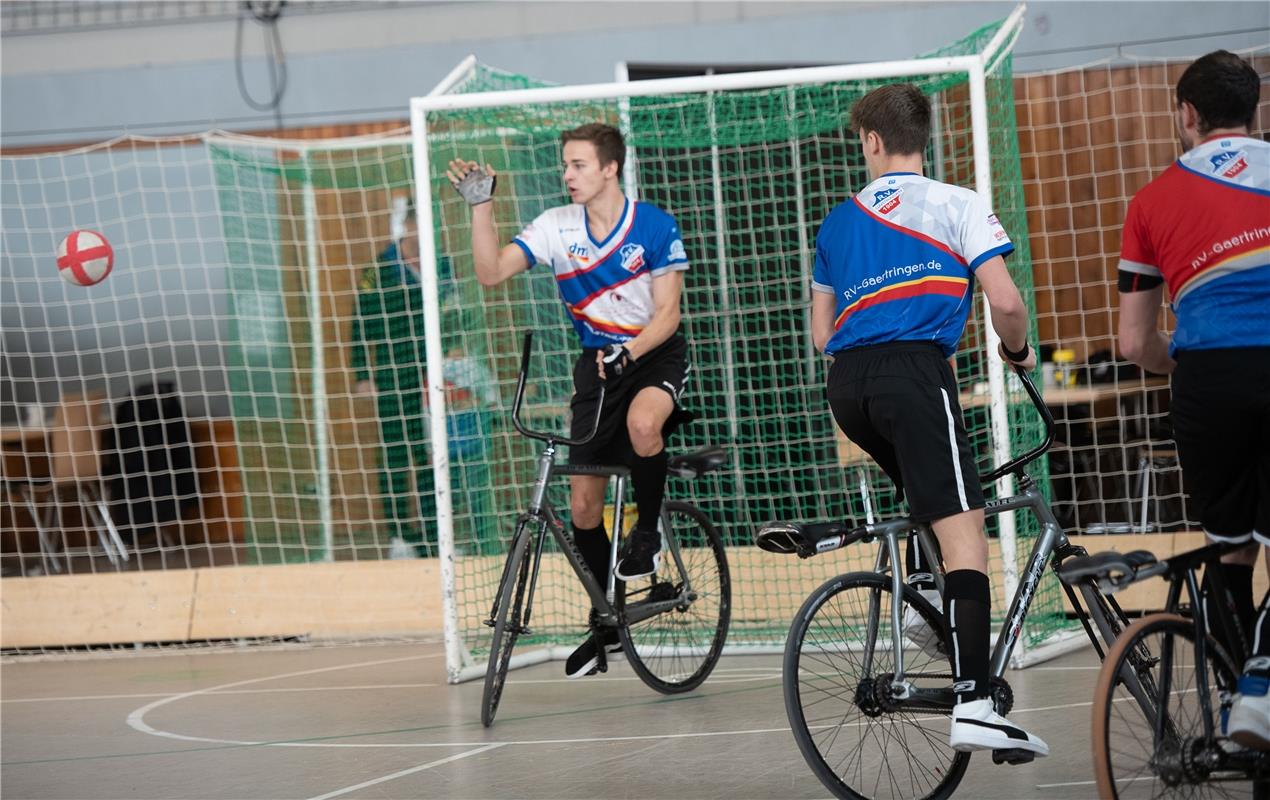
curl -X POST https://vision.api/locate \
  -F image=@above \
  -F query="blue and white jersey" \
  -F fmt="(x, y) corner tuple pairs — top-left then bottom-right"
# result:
(813, 173), (1014, 357)
(513, 199), (689, 348)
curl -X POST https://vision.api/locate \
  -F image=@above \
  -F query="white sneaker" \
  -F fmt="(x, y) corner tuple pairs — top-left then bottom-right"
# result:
(903, 587), (945, 656)
(949, 698), (1049, 757)
(1228, 669), (1270, 751)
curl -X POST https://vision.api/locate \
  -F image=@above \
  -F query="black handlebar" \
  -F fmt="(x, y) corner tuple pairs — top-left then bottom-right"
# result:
(977, 364), (1055, 485)
(511, 331), (606, 447)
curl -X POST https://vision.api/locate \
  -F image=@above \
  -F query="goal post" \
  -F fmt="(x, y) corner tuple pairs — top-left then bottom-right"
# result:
(410, 6), (1066, 684)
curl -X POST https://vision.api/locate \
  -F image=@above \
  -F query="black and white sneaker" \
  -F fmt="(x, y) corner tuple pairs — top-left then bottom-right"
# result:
(615, 527), (662, 581)
(949, 698), (1049, 757)
(564, 628), (622, 679)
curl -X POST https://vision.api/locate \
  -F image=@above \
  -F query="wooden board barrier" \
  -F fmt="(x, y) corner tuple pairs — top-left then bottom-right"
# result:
(1, 532), (1263, 649)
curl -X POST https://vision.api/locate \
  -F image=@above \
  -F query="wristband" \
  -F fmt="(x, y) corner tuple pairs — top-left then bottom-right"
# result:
(1002, 340), (1030, 363)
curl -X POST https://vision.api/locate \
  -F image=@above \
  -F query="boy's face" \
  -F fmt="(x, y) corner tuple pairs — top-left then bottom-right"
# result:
(562, 140), (616, 205)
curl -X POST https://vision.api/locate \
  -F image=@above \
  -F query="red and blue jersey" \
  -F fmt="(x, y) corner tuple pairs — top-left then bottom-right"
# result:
(1118, 135), (1270, 353)
(513, 199), (689, 348)
(813, 172), (1014, 357)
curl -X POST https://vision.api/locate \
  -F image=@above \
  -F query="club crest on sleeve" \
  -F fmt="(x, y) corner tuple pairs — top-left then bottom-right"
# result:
(619, 243), (646, 272)
(668, 239), (686, 262)
(1209, 149), (1248, 178)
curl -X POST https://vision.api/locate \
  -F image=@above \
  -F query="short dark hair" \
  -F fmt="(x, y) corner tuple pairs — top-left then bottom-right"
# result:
(560, 123), (626, 175)
(849, 83), (931, 156)
(1177, 50), (1260, 134)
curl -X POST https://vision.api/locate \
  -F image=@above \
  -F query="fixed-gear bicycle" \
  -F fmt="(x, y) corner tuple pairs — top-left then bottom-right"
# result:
(755, 366), (1151, 800)
(1059, 541), (1270, 798)
(480, 332), (732, 727)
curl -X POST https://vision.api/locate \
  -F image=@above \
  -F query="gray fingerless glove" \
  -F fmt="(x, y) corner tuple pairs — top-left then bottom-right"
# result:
(452, 166), (496, 206)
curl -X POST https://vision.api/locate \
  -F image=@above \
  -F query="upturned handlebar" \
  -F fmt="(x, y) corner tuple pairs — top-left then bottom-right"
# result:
(977, 364), (1055, 485)
(511, 331), (606, 447)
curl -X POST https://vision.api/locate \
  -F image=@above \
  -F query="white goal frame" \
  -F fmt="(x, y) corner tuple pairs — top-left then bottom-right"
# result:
(409, 6), (1046, 684)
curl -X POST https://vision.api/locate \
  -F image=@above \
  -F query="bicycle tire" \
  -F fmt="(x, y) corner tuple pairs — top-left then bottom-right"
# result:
(480, 518), (535, 728)
(617, 501), (730, 694)
(1092, 612), (1247, 799)
(784, 572), (970, 800)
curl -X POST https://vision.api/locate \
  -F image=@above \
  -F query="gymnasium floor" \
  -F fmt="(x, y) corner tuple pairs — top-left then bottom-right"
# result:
(0, 642), (1149, 799)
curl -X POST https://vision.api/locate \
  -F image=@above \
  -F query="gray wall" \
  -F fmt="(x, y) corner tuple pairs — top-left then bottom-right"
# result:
(1, 144), (234, 419)
(3, 2), (1267, 146)
(1, 1), (1267, 420)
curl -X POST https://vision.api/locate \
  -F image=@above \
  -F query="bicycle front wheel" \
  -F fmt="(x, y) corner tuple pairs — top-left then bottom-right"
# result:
(785, 572), (969, 800)
(617, 501), (730, 694)
(1092, 612), (1246, 799)
(480, 518), (535, 728)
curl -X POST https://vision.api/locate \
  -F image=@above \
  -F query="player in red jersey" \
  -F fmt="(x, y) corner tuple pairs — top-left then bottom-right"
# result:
(1117, 50), (1269, 750)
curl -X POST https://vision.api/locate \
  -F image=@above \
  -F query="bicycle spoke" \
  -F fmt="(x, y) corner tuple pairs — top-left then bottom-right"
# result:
(787, 573), (966, 800)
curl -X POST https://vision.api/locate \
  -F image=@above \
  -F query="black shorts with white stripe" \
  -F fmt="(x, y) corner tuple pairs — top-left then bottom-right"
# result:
(827, 341), (985, 523)
(567, 333), (693, 467)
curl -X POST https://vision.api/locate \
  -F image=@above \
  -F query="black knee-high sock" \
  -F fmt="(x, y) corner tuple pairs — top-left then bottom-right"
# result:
(1203, 563), (1254, 655)
(1249, 590), (1270, 675)
(906, 534), (936, 591)
(630, 449), (669, 532)
(573, 523), (610, 587)
(945, 569), (992, 704)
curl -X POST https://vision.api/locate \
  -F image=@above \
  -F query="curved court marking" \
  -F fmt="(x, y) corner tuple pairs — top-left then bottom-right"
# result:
(126, 648), (1098, 752)
(126, 653), (443, 745)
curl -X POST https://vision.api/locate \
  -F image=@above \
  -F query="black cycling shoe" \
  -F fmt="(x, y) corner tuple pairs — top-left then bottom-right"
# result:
(615, 527), (662, 581)
(565, 627), (622, 679)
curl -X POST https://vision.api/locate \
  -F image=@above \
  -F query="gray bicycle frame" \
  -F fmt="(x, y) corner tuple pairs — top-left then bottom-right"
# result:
(518, 440), (697, 631)
(855, 477), (1070, 698)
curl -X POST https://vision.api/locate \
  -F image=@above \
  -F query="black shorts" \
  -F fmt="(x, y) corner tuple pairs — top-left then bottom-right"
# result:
(567, 333), (692, 467)
(1171, 347), (1270, 547)
(826, 341), (984, 522)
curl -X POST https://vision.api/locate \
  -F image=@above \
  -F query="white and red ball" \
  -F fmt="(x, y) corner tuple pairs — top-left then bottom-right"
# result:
(57, 230), (114, 287)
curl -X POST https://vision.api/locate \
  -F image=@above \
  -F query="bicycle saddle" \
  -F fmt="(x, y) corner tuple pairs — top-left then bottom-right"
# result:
(1057, 549), (1158, 591)
(754, 521), (862, 558)
(668, 446), (728, 479)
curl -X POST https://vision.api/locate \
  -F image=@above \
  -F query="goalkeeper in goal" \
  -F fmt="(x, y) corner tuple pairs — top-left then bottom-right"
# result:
(447, 123), (694, 679)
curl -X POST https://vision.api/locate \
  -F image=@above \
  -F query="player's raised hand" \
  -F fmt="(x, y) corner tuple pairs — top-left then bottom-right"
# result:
(446, 159), (497, 206)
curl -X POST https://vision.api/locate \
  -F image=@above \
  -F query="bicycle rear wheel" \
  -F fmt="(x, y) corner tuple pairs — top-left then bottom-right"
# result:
(617, 501), (730, 694)
(480, 518), (535, 728)
(1092, 612), (1247, 799)
(784, 572), (969, 800)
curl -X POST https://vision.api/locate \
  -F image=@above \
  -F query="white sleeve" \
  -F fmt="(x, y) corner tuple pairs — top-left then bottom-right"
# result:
(511, 209), (554, 269)
(960, 191), (1014, 270)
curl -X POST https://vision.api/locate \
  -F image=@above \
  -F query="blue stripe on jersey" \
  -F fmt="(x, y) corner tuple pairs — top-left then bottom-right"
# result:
(969, 242), (1014, 270)
(1176, 159), (1270, 198)
(821, 202), (977, 357)
(512, 238), (535, 266)
(1172, 262), (1270, 353)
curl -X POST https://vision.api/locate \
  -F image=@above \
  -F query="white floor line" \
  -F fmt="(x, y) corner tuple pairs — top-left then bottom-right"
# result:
(126, 653), (445, 745)
(305, 743), (504, 800)
(5, 683), (439, 704)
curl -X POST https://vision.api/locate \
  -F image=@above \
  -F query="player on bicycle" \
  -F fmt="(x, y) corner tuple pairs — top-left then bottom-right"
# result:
(1116, 50), (1269, 750)
(447, 123), (693, 680)
(810, 83), (1048, 757)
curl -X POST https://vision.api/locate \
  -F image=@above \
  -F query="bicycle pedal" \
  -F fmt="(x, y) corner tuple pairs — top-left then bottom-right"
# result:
(991, 748), (1036, 766)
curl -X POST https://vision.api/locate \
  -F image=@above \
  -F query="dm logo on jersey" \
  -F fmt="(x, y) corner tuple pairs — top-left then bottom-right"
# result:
(1209, 149), (1248, 178)
(567, 242), (591, 262)
(873, 186), (903, 215)
(619, 243), (646, 272)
